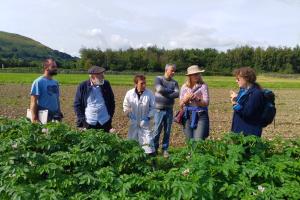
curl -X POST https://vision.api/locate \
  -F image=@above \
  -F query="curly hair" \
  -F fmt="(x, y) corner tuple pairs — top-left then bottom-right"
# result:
(233, 67), (257, 84)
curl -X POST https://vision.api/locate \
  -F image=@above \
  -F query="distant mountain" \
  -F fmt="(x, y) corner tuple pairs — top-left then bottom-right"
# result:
(0, 31), (78, 68)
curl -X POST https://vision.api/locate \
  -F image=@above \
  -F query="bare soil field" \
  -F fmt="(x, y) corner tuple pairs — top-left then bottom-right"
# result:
(0, 84), (299, 147)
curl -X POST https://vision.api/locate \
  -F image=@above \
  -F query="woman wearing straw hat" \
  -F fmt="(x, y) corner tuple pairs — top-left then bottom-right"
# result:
(179, 65), (210, 140)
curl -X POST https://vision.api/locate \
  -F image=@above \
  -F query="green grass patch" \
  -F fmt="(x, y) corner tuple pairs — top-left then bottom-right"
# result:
(1, 73), (300, 88)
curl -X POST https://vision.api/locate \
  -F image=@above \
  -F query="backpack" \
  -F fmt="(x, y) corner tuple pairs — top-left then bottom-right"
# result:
(260, 89), (276, 127)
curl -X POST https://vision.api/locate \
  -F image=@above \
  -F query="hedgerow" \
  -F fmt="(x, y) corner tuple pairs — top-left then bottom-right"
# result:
(0, 118), (299, 199)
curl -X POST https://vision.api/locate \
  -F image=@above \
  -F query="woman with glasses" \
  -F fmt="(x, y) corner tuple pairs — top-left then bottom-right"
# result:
(230, 67), (264, 137)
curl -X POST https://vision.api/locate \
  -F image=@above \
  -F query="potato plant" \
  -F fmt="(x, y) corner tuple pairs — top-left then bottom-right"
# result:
(0, 118), (299, 199)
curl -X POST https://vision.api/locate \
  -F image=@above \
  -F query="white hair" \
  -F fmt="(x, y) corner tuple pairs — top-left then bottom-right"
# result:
(165, 63), (176, 71)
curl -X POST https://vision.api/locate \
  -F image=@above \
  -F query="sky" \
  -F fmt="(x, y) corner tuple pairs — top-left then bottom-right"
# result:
(1, 0), (300, 56)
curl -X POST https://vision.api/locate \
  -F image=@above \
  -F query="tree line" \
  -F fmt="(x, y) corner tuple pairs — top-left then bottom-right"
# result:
(79, 46), (300, 74)
(1, 45), (300, 74)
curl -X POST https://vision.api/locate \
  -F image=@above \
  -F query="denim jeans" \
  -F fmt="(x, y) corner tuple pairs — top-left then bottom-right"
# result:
(183, 111), (209, 140)
(153, 108), (173, 151)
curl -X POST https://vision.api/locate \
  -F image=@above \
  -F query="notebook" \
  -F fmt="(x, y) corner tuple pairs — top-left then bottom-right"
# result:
(26, 109), (48, 124)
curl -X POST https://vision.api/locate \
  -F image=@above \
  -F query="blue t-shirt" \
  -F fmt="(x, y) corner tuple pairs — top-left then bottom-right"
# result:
(30, 76), (60, 113)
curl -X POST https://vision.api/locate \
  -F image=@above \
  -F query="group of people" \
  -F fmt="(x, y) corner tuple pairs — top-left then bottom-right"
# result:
(30, 58), (266, 157)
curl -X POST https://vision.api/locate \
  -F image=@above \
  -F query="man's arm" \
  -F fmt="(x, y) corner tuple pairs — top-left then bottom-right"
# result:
(148, 91), (156, 118)
(74, 84), (86, 127)
(57, 84), (63, 118)
(107, 81), (115, 118)
(155, 77), (173, 96)
(30, 95), (39, 123)
(167, 81), (179, 99)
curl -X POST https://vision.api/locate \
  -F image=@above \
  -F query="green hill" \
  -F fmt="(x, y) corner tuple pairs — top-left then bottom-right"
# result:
(0, 31), (78, 68)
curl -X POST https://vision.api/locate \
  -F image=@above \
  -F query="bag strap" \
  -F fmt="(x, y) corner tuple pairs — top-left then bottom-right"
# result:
(191, 84), (202, 94)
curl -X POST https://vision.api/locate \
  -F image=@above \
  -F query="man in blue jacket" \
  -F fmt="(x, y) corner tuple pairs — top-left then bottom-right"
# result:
(74, 66), (115, 132)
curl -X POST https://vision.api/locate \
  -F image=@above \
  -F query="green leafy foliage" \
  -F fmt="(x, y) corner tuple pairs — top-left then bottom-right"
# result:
(0, 118), (299, 199)
(79, 46), (300, 73)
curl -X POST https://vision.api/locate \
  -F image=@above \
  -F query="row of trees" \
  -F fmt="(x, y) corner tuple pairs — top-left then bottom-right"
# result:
(79, 46), (300, 74)
(1, 45), (300, 73)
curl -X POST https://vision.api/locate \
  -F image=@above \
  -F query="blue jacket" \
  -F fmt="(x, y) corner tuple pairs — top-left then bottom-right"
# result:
(231, 85), (264, 137)
(74, 80), (115, 127)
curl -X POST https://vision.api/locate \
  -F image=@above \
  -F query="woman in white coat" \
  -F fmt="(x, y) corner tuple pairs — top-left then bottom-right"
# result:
(123, 75), (156, 154)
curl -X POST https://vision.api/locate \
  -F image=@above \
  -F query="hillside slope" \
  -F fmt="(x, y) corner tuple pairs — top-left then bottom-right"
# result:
(0, 31), (77, 67)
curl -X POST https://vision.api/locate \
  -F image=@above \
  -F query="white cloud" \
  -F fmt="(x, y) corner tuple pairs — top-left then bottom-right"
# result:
(110, 34), (131, 49)
(85, 28), (103, 37)
(146, 43), (154, 47)
(166, 26), (236, 49)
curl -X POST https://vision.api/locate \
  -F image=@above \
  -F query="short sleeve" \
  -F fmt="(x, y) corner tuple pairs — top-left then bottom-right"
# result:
(30, 79), (40, 96)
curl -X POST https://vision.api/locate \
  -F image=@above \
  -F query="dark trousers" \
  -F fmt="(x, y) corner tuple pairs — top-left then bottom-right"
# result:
(84, 120), (112, 132)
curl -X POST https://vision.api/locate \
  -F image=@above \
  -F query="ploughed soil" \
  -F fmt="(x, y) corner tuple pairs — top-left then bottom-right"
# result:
(0, 84), (299, 148)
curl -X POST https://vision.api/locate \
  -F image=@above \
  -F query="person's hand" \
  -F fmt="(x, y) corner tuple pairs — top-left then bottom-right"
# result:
(124, 109), (132, 116)
(32, 117), (40, 123)
(128, 112), (136, 120)
(230, 90), (238, 105)
(230, 90), (237, 98)
(165, 88), (174, 93)
(109, 128), (116, 133)
(32, 120), (40, 123)
(194, 93), (203, 102)
(78, 127), (87, 131)
(139, 116), (150, 128)
(183, 92), (194, 103)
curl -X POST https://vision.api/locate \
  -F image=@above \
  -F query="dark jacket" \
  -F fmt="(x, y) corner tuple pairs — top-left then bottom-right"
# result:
(74, 80), (115, 127)
(231, 85), (264, 137)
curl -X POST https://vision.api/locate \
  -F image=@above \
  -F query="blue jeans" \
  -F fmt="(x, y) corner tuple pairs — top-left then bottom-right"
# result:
(183, 111), (209, 140)
(153, 108), (173, 151)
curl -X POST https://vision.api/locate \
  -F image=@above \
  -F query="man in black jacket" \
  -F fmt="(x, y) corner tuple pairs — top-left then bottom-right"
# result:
(74, 66), (115, 132)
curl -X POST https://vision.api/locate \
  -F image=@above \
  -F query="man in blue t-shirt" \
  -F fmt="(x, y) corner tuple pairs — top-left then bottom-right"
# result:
(30, 58), (63, 123)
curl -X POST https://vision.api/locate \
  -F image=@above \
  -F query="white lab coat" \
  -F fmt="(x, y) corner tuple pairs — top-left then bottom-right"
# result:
(123, 88), (155, 153)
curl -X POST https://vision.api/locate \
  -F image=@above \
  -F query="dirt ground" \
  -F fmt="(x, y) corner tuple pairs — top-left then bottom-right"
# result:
(0, 84), (299, 147)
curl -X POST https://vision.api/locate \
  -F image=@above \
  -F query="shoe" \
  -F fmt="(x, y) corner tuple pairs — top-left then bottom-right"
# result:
(163, 150), (169, 158)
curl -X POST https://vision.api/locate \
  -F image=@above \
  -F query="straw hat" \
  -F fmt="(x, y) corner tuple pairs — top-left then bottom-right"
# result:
(185, 65), (205, 76)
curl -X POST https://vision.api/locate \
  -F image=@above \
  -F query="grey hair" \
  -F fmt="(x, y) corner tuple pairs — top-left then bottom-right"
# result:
(165, 63), (176, 71)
